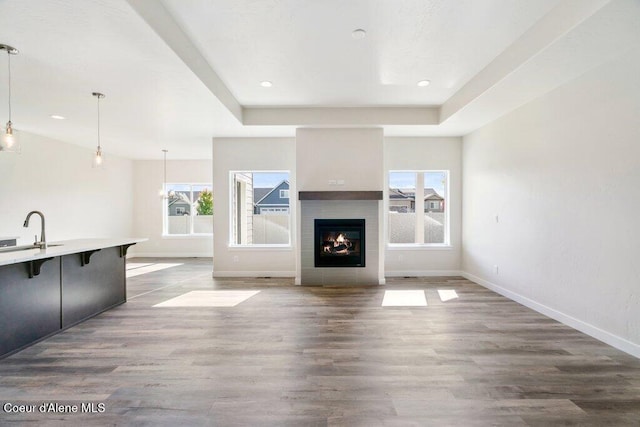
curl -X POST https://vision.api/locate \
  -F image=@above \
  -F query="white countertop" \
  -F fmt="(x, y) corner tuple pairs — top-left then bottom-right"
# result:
(0, 238), (147, 267)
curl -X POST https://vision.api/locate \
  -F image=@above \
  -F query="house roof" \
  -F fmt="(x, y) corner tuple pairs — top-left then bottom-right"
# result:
(389, 188), (411, 199)
(254, 180), (290, 206)
(168, 191), (192, 207)
(394, 188), (443, 201)
(253, 188), (272, 203)
(423, 189), (444, 201)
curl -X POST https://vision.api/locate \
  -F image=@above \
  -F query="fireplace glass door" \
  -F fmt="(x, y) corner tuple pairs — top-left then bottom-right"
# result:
(314, 219), (365, 267)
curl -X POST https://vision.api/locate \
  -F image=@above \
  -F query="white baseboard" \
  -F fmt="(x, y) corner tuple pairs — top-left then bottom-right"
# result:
(130, 252), (212, 258)
(462, 272), (640, 359)
(385, 270), (463, 277)
(212, 271), (296, 278)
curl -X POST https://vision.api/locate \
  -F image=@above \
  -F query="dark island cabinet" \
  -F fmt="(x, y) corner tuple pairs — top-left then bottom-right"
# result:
(0, 258), (62, 357)
(0, 241), (135, 358)
(62, 247), (126, 327)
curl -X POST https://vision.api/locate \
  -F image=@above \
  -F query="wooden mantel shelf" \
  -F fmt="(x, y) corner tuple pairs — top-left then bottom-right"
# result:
(298, 191), (383, 201)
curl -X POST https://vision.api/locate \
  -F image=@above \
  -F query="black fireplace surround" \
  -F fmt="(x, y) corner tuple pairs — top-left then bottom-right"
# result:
(314, 219), (365, 268)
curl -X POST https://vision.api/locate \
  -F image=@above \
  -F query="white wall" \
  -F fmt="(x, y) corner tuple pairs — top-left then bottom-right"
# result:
(0, 131), (133, 244)
(212, 137), (296, 276)
(385, 137), (462, 275)
(133, 159), (213, 257)
(462, 50), (640, 357)
(296, 128), (383, 191)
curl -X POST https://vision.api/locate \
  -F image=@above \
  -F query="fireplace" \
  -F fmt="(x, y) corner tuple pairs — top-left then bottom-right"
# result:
(314, 219), (365, 267)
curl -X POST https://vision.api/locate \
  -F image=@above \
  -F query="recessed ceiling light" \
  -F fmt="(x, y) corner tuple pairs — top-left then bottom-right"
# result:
(351, 29), (367, 40)
(50, 115), (65, 120)
(417, 80), (431, 87)
(260, 81), (272, 88)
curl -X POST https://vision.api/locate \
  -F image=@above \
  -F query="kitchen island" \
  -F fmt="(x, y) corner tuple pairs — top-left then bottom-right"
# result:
(0, 238), (146, 358)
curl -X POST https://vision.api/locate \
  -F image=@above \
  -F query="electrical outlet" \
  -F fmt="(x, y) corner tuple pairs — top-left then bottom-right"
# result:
(328, 180), (337, 185)
(233, 255), (239, 262)
(337, 179), (345, 185)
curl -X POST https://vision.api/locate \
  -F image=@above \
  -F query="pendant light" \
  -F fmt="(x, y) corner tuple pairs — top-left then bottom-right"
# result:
(0, 43), (20, 153)
(91, 92), (105, 168)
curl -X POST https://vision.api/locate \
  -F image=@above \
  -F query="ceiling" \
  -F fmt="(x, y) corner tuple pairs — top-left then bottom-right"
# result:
(0, 0), (638, 159)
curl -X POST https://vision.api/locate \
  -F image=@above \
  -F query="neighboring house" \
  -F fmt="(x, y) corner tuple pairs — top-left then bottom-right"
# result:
(389, 188), (413, 213)
(167, 190), (204, 216)
(423, 188), (445, 213)
(254, 180), (290, 214)
(168, 198), (190, 216)
(390, 188), (445, 213)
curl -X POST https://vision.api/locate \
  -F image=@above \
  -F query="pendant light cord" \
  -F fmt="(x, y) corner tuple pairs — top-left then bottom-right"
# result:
(96, 94), (101, 150)
(6, 50), (11, 123)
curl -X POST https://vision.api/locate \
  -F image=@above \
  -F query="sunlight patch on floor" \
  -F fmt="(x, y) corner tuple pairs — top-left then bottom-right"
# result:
(438, 289), (459, 302)
(126, 263), (183, 278)
(153, 290), (260, 307)
(382, 290), (427, 307)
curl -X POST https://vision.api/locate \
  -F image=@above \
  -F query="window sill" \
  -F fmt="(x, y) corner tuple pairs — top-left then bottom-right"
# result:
(387, 244), (453, 251)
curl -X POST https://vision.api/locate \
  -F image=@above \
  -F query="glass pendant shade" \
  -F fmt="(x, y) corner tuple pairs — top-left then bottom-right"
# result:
(92, 146), (104, 168)
(1, 121), (20, 152)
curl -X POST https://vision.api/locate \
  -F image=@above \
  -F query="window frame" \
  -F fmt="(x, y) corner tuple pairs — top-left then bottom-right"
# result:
(228, 170), (292, 248)
(387, 169), (450, 248)
(162, 182), (213, 237)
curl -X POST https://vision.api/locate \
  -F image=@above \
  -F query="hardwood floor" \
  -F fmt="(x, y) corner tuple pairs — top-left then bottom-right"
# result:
(1, 258), (640, 426)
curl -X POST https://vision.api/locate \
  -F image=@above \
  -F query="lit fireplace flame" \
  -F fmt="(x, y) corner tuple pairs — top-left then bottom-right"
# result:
(321, 232), (351, 254)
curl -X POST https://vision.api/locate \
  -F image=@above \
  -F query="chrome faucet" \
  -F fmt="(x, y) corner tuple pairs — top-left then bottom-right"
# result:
(23, 210), (47, 249)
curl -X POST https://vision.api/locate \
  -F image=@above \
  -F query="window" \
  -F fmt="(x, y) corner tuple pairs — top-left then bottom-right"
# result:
(388, 171), (448, 245)
(231, 171), (291, 246)
(164, 183), (213, 236)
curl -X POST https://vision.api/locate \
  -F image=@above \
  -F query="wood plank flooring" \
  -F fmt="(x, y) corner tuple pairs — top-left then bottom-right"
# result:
(1, 258), (640, 426)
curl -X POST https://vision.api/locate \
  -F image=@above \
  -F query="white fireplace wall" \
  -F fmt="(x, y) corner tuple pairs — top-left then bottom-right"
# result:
(301, 200), (379, 285)
(295, 128), (383, 191)
(296, 128), (384, 284)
